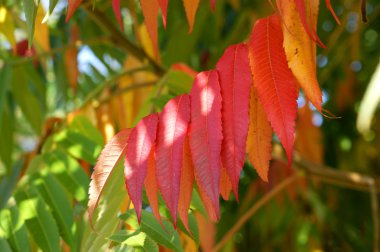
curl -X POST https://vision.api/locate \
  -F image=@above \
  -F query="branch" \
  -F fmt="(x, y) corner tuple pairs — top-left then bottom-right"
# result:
(82, 4), (165, 77)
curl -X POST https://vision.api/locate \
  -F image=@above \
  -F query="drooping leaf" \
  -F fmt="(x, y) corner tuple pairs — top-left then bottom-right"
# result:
(246, 87), (273, 181)
(156, 94), (190, 225)
(66, 0), (82, 22)
(183, 0), (200, 32)
(278, 0), (322, 112)
(119, 210), (183, 252)
(22, 0), (38, 46)
(158, 0), (168, 28)
(219, 164), (232, 200)
(216, 43), (251, 197)
(325, 0), (341, 25)
(0, 238), (11, 252)
(88, 129), (131, 226)
(112, 0), (124, 30)
(248, 14), (297, 165)
(190, 70), (222, 218)
(178, 137), (194, 232)
(144, 148), (162, 223)
(125, 114), (159, 222)
(140, 0), (160, 58)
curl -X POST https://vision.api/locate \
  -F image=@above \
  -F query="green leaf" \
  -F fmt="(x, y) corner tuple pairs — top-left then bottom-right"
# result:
(0, 160), (24, 209)
(11, 66), (44, 134)
(119, 210), (183, 252)
(15, 187), (60, 252)
(22, 0), (39, 46)
(165, 70), (194, 95)
(0, 238), (12, 252)
(33, 172), (75, 247)
(0, 101), (14, 170)
(110, 230), (159, 252)
(54, 129), (102, 164)
(190, 189), (207, 217)
(43, 151), (89, 202)
(178, 212), (199, 245)
(0, 205), (31, 252)
(69, 116), (104, 146)
(81, 162), (127, 251)
(0, 64), (12, 126)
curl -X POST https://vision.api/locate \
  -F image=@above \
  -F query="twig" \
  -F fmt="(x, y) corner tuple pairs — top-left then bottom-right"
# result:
(82, 5), (165, 77)
(211, 172), (301, 252)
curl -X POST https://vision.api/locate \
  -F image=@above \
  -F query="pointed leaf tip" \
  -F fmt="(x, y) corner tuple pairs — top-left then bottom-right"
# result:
(125, 114), (159, 222)
(112, 0), (124, 31)
(216, 43), (251, 199)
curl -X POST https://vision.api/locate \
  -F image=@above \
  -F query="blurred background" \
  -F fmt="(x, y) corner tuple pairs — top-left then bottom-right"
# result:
(0, 0), (380, 251)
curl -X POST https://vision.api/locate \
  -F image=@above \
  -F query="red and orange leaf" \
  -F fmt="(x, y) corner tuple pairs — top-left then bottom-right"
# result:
(325, 0), (341, 25)
(156, 94), (191, 225)
(139, 0), (159, 58)
(246, 87), (273, 182)
(88, 128), (131, 226)
(144, 148), (162, 223)
(190, 70), (222, 217)
(178, 137), (195, 232)
(216, 43), (251, 198)
(248, 14), (297, 165)
(196, 183), (219, 221)
(112, 0), (124, 31)
(289, 0), (326, 48)
(182, 0), (200, 33)
(124, 114), (159, 222)
(66, 0), (82, 22)
(158, 0), (168, 28)
(278, 0), (322, 112)
(219, 164), (232, 200)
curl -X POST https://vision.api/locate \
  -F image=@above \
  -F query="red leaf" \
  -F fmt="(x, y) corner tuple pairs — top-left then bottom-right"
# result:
(246, 87), (273, 182)
(158, 0), (168, 28)
(124, 114), (159, 222)
(140, 0), (159, 58)
(144, 148), (162, 223)
(248, 14), (297, 165)
(66, 0), (82, 22)
(189, 70), (222, 217)
(293, 0), (326, 48)
(112, 0), (124, 31)
(325, 0), (341, 25)
(178, 136), (195, 232)
(216, 43), (251, 198)
(156, 94), (191, 226)
(196, 183), (219, 221)
(182, 0), (200, 33)
(219, 164), (232, 200)
(88, 129), (131, 227)
(211, 0), (216, 11)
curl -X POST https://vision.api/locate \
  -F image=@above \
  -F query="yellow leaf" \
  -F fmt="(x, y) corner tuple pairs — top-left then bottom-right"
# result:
(34, 5), (50, 52)
(0, 7), (16, 46)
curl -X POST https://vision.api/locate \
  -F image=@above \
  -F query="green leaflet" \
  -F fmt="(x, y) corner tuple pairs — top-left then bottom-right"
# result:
(0, 101), (14, 171)
(0, 238), (12, 252)
(0, 64), (11, 127)
(15, 187), (60, 252)
(0, 160), (24, 209)
(22, 0), (39, 46)
(0, 206), (31, 252)
(119, 210), (183, 252)
(69, 115), (104, 146)
(33, 172), (75, 248)
(81, 162), (127, 251)
(110, 230), (159, 252)
(43, 151), (89, 203)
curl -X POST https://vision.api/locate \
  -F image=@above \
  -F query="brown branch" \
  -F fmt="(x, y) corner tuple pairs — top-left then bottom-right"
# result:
(82, 4), (165, 77)
(211, 172), (301, 252)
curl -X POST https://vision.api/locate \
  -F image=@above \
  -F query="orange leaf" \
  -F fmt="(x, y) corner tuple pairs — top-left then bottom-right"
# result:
(144, 148), (162, 223)
(66, 0), (81, 22)
(88, 129), (131, 227)
(178, 137), (195, 232)
(158, 0), (168, 28)
(325, 0), (341, 25)
(219, 164), (232, 200)
(124, 114), (159, 222)
(182, 0), (200, 33)
(156, 94), (191, 226)
(216, 43), (251, 198)
(248, 14), (297, 165)
(140, 0), (159, 58)
(189, 70), (222, 219)
(278, 0), (323, 112)
(246, 87), (273, 182)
